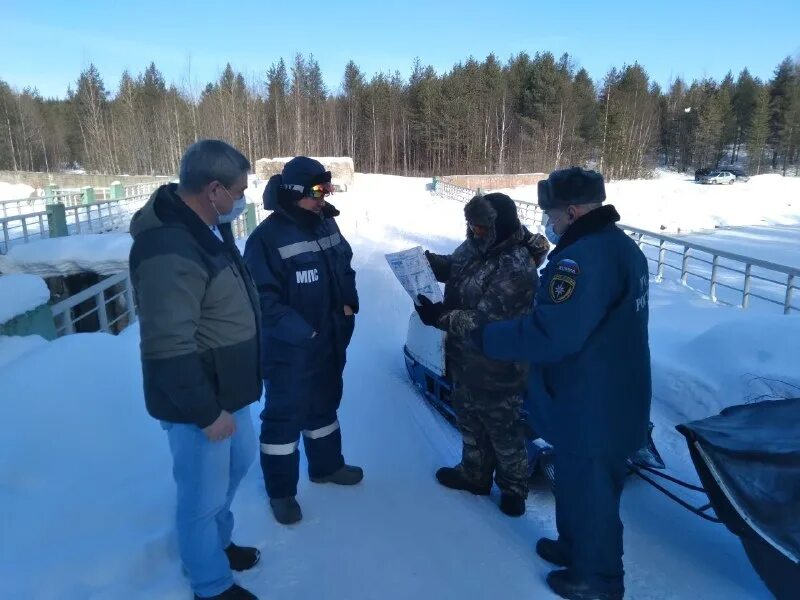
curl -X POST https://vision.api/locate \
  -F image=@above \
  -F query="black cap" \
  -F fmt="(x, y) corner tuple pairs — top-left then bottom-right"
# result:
(538, 167), (606, 210)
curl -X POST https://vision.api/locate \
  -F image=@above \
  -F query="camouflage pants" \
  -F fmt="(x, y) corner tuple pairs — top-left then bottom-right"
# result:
(451, 384), (529, 498)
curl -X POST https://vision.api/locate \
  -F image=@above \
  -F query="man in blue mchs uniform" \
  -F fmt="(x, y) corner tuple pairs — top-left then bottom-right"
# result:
(244, 157), (362, 526)
(475, 167), (651, 600)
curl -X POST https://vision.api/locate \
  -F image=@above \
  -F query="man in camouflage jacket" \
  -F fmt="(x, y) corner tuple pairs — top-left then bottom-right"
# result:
(417, 192), (549, 517)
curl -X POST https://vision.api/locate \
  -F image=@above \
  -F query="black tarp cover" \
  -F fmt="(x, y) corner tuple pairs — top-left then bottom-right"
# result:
(677, 398), (800, 600)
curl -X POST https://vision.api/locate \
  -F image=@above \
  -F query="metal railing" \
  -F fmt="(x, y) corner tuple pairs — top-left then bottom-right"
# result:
(432, 178), (545, 229)
(0, 197), (45, 219)
(64, 194), (150, 235)
(0, 210), (49, 253)
(50, 271), (137, 336)
(621, 225), (799, 314)
(431, 179), (796, 314)
(0, 182), (161, 214)
(515, 199), (544, 229)
(433, 179), (476, 204)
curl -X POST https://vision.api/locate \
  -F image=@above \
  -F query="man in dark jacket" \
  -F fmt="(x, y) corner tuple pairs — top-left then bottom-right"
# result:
(244, 157), (362, 526)
(129, 140), (262, 600)
(417, 193), (547, 517)
(475, 168), (652, 600)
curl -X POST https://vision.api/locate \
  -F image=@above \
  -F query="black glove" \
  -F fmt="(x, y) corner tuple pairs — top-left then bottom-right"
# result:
(415, 294), (446, 326)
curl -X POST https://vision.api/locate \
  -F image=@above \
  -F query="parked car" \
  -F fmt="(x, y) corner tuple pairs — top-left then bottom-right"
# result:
(695, 168), (713, 182)
(719, 166), (750, 182)
(702, 171), (736, 185)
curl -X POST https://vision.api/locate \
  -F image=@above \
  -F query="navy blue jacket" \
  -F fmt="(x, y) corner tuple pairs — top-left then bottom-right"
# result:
(243, 199), (358, 384)
(481, 205), (652, 458)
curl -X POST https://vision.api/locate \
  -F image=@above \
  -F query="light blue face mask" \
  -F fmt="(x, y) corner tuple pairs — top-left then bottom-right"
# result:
(213, 187), (247, 224)
(545, 222), (561, 245)
(217, 195), (246, 224)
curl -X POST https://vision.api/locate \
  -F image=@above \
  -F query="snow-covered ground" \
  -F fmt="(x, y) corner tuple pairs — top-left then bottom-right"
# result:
(495, 170), (800, 233)
(2, 174), (796, 599)
(681, 225), (800, 268)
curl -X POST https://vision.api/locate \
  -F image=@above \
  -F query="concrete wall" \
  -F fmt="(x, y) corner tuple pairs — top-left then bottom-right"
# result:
(0, 171), (171, 189)
(440, 173), (547, 190)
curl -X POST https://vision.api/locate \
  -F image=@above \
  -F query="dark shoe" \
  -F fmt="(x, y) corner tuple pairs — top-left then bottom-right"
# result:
(224, 542), (260, 572)
(499, 493), (526, 517)
(310, 464), (364, 485)
(269, 497), (302, 525)
(536, 537), (571, 567)
(546, 569), (623, 600)
(435, 466), (491, 495)
(195, 583), (258, 599)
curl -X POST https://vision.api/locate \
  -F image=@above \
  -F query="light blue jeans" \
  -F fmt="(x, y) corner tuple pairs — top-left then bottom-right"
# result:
(163, 406), (257, 598)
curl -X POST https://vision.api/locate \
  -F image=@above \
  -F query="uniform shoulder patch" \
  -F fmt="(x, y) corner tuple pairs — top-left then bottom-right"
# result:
(549, 273), (577, 303)
(555, 259), (581, 276)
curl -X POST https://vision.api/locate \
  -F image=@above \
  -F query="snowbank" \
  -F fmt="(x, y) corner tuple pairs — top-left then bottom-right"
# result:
(494, 170), (800, 233)
(0, 181), (36, 202)
(682, 225), (800, 268)
(0, 334), (49, 369)
(0, 274), (50, 324)
(0, 234), (131, 277)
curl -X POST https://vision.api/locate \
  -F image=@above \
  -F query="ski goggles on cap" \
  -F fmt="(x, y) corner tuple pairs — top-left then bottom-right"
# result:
(307, 182), (334, 199)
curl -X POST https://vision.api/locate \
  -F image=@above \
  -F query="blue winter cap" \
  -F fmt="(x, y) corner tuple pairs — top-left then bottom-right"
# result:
(538, 167), (606, 210)
(263, 156), (332, 209)
(281, 157), (331, 192)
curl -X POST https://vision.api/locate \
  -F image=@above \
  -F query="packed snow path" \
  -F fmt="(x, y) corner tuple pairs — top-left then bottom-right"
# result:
(3, 174), (790, 598)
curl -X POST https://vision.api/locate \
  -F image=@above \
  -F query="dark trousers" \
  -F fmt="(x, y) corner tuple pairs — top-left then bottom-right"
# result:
(554, 452), (628, 585)
(259, 341), (345, 498)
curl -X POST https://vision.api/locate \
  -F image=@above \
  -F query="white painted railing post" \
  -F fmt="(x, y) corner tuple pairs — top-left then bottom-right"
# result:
(657, 239), (666, 281)
(96, 291), (109, 331)
(64, 312), (75, 335)
(742, 264), (752, 309)
(710, 255), (720, 302)
(785, 274), (795, 315)
(681, 247), (690, 285)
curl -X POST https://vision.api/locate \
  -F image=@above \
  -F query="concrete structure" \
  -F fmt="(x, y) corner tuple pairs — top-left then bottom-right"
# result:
(255, 157), (355, 192)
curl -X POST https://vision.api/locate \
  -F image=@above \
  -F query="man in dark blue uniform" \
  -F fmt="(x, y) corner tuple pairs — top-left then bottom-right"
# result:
(475, 167), (652, 600)
(244, 157), (362, 525)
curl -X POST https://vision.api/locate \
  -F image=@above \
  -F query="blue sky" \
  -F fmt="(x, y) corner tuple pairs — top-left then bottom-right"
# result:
(2, 0), (798, 98)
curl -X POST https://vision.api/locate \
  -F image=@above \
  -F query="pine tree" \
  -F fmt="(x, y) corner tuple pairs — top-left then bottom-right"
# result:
(748, 86), (771, 174)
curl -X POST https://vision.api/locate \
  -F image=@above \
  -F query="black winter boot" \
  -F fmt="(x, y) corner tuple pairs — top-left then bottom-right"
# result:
(499, 493), (526, 517)
(224, 542), (260, 571)
(435, 466), (491, 495)
(310, 464), (364, 485)
(269, 497), (302, 525)
(536, 537), (571, 567)
(194, 583), (258, 600)
(546, 569), (624, 600)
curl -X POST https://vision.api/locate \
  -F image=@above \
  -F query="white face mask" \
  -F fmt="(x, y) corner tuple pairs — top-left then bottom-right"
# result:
(545, 222), (561, 245)
(213, 188), (247, 224)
